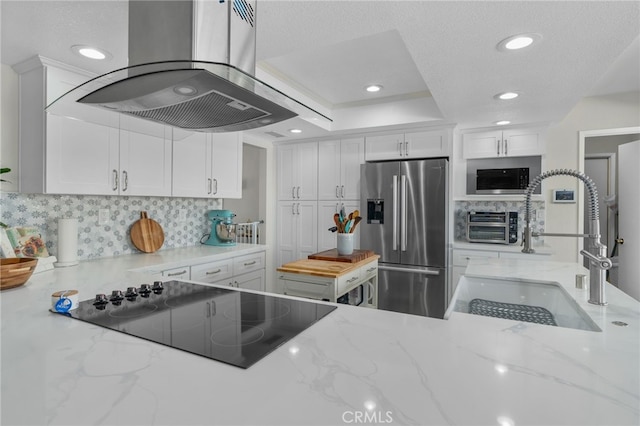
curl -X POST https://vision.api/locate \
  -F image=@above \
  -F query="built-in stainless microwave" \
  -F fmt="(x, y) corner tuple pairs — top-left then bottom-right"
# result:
(467, 156), (541, 195)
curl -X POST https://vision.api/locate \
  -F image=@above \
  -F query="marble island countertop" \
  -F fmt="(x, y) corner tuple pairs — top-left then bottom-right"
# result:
(1, 246), (638, 426)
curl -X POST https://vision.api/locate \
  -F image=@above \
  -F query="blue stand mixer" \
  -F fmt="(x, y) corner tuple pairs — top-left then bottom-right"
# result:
(203, 210), (237, 246)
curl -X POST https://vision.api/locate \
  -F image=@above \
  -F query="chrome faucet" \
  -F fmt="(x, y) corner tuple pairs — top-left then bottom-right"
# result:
(521, 169), (612, 305)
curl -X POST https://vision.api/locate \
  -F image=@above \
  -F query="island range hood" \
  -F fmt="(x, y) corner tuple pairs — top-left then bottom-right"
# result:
(46, 0), (330, 132)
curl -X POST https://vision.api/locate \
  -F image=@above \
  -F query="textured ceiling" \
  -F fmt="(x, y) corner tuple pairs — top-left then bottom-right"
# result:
(2, 0), (639, 142)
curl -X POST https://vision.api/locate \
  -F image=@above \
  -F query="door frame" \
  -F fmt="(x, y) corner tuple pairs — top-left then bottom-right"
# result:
(584, 152), (616, 254)
(578, 126), (640, 262)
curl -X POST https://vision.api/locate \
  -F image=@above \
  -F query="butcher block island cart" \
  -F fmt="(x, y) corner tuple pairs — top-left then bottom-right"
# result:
(277, 249), (379, 308)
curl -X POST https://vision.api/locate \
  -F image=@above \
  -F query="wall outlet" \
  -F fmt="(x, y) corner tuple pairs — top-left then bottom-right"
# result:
(178, 209), (187, 222)
(98, 209), (110, 225)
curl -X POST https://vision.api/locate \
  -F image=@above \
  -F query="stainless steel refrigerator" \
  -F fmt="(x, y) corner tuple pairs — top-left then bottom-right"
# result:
(360, 158), (448, 318)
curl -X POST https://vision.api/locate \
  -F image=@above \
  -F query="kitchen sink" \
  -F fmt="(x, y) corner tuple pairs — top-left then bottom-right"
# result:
(445, 275), (601, 332)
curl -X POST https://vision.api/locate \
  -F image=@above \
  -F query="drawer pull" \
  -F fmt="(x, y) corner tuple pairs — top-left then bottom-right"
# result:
(244, 260), (257, 266)
(167, 270), (187, 277)
(206, 269), (222, 275)
(366, 267), (377, 273)
(347, 276), (359, 283)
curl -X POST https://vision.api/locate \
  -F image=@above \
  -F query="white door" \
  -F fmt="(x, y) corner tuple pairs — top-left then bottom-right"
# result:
(276, 145), (297, 200)
(617, 140), (640, 301)
(296, 201), (318, 259)
(461, 131), (501, 159)
(211, 132), (243, 199)
(317, 140), (341, 200)
(172, 132), (210, 197)
(276, 202), (297, 267)
(340, 137), (365, 199)
(295, 143), (318, 200)
(119, 126), (172, 196)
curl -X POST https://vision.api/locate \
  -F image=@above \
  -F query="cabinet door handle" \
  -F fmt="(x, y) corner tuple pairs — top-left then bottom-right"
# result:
(121, 170), (128, 192)
(292, 186), (296, 198)
(208, 178), (213, 194)
(234, 281), (238, 287)
(335, 203), (339, 213)
(213, 178), (218, 195)
(504, 139), (508, 156)
(404, 141), (409, 156)
(167, 269), (188, 277)
(497, 140), (501, 156)
(211, 300), (216, 316)
(296, 203), (300, 215)
(206, 302), (211, 318)
(336, 185), (340, 198)
(112, 169), (118, 191)
(398, 141), (403, 156)
(341, 185), (344, 198)
(296, 186), (300, 199)
(292, 204), (296, 215)
(206, 269), (222, 275)
(244, 260), (257, 266)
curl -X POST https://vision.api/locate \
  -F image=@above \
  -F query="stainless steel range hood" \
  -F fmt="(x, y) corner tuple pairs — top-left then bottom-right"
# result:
(46, 0), (331, 132)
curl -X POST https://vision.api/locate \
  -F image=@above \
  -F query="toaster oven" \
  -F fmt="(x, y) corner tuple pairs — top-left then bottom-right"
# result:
(466, 211), (518, 244)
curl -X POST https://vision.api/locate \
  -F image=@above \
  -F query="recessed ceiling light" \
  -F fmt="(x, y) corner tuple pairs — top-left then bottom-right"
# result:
(71, 45), (112, 60)
(495, 92), (519, 100)
(496, 33), (542, 52)
(289, 129), (302, 134)
(495, 120), (511, 126)
(365, 85), (383, 93)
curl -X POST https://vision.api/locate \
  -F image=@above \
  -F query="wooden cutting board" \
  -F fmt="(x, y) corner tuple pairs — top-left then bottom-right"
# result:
(130, 211), (164, 253)
(308, 249), (376, 263)
(277, 259), (356, 277)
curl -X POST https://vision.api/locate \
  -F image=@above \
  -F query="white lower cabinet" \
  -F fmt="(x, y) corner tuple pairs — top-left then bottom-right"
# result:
(161, 266), (191, 280)
(451, 247), (552, 301)
(190, 251), (266, 292)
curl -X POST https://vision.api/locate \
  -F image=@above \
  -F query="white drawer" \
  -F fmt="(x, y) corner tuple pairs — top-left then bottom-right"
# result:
(360, 260), (378, 281)
(191, 259), (234, 284)
(161, 266), (190, 279)
(452, 250), (498, 267)
(280, 277), (333, 301)
(337, 268), (362, 296)
(233, 252), (265, 275)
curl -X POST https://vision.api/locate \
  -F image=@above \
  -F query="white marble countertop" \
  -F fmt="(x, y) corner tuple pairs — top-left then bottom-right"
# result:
(1, 247), (638, 425)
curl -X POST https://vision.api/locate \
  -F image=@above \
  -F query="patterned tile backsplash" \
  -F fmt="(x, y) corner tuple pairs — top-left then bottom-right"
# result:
(0, 192), (222, 260)
(454, 200), (545, 243)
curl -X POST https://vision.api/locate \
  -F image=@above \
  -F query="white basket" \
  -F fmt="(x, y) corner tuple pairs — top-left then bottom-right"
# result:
(235, 221), (263, 244)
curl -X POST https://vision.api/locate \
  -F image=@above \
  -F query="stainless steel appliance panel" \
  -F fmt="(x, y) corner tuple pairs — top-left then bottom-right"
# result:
(360, 162), (401, 264)
(400, 159), (447, 267)
(377, 264), (446, 318)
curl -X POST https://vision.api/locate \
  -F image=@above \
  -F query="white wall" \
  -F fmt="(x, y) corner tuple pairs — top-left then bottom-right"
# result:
(0, 63), (19, 192)
(545, 91), (640, 262)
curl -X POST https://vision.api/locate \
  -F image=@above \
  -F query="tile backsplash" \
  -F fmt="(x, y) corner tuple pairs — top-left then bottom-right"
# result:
(454, 200), (545, 243)
(0, 192), (222, 260)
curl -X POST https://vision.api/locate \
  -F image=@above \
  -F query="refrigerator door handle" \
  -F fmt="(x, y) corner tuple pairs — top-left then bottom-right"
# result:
(392, 174), (399, 251)
(377, 265), (441, 276)
(401, 174), (407, 251)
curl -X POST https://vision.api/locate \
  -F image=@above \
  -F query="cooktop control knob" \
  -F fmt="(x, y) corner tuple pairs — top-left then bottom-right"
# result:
(109, 290), (123, 306)
(139, 283), (152, 297)
(152, 281), (164, 294)
(93, 294), (109, 305)
(125, 287), (138, 299)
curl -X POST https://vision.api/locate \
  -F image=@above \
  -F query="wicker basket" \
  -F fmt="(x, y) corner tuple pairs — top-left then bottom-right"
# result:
(1, 258), (38, 290)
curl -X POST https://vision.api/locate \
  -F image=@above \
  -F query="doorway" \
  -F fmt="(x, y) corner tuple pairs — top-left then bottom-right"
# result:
(223, 143), (267, 243)
(579, 127), (640, 295)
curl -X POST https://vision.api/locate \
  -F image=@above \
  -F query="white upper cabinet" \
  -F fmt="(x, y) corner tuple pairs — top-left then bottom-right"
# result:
(277, 142), (318, 200)
(365, 128), (450, 161)
(172, 131), (243, 199)
(463, 128), (545, 159)
(318, 137), (364, 200)
(17, 57), (172, 196)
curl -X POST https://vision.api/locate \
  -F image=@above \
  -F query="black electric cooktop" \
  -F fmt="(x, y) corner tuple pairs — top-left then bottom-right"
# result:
(54, 281), (336, 369)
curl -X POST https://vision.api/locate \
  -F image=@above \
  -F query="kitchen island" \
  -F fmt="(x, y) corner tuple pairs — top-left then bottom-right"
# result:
(1, 246), (638, 426)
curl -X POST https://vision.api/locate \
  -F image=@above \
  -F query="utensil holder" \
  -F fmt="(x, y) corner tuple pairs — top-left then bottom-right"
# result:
(337, 233), (354, 255)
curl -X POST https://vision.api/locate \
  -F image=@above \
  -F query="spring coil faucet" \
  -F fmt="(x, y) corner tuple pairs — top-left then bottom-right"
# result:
(522, 169), (611, 305)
